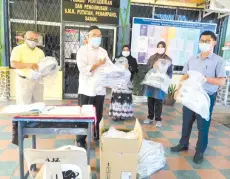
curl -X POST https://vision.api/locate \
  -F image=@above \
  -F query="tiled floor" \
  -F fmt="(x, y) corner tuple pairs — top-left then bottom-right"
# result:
(0, 100), (230, 179)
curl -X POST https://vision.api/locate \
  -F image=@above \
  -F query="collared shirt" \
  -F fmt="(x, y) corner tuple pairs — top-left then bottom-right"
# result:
(182, 53), (226, 95)
(77, 44), (111, 97)
(10, 44), (45, 77)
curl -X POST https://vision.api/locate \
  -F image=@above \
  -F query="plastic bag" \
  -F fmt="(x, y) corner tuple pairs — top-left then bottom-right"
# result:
(95, 57), (130, 91)
(38, 56), (58, 77)
(141, 70), (171, 93)
(177, 71), (210, 120)
(114, 56), (128, 70)
(28, 56), (59, 84)
(102, 127), (138, 139)
(141, 59), (171, 93)
(154, 58), (171, 74)
(137, 140), (166, 178)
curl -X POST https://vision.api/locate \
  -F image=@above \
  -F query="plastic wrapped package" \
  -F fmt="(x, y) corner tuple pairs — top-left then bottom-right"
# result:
(141, 59), (172, 93)
(114, 56), (128, 70)
(154, 58), (171, 74)
(102, 127), (138, 139)
(95, 66), (127, 90)
(141, 69), (171, 93)
(137, 140), (166, 178)
(28, 56), (59, 84)
(38, 56), (58, 77)
(95, 57), (131, 92)
(177, 71), (210, 120)
(182, 70), (207, 89)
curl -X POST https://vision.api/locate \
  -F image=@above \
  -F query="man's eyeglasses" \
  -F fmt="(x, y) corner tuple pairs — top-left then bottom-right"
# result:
(199, 40), (212, 44)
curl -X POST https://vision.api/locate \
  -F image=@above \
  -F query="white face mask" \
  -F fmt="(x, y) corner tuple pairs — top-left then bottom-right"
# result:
(156, 48), (165, 55)
(122, 51), (130, 57)
(199, 43), (212, 52)
(26, 40), (37, 49)
(89, 37), (101, 48)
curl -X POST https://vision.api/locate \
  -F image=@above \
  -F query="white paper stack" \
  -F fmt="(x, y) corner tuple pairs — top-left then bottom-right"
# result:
(0, 102), (46, 115)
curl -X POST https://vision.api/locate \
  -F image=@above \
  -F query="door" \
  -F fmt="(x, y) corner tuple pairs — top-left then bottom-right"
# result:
(63, 25), (116, 99)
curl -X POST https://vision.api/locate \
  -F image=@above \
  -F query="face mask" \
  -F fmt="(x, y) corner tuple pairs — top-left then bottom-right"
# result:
(199, 43), (212, 52)
(26, 40), (37, 49)
(122, 51), (130, 57)
(156, 48), (165, 55)
(89, 37), (101, 48)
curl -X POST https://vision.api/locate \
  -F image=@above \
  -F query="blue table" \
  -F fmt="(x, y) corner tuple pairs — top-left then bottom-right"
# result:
(13, 114), (95, 179)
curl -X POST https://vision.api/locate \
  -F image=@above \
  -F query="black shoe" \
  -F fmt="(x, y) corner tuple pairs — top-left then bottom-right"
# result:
(77, 141), (85, 148)
(120, 117), (126, 121)
(193, 152), (203, 164)
(170, 144), (189, 152)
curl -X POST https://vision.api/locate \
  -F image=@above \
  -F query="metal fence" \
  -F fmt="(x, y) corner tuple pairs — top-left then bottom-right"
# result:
(9, 0), (61, 62)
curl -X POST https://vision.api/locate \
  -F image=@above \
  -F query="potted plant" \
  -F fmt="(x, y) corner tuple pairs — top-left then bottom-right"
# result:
(164, 84), (177, 106)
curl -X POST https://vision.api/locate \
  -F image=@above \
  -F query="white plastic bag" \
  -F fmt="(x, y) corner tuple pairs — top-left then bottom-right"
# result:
(102, 127), (138, 139)
(114, 56), (128, 70)
(141, 59), (171, 93)
(154, 58), (171, 74)
(95, 57), (130, 91)
(28, 56), (59, 84)
(38, 56), (58, 77)
(177, 71), (210, 120)
(137, 140), (166, 178)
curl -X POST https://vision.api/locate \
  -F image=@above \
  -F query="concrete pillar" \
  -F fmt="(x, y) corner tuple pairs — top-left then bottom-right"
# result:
(0, 0), (10, 101)
(117, 0), (131, 57)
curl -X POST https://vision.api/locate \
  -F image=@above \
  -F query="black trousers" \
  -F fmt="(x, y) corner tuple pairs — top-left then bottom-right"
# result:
(147, 97), (163, 121)
(77, 94), (105, 144)
(179, 93), (216, 153)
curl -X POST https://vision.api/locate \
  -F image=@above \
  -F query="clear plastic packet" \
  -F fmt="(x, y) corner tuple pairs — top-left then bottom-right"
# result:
(95, 57), (131, 91)
(141, 59), (171, 93)
(154, 58), (171, 73)
(177, 71), (210, 120)
(28, 56), (59, 85)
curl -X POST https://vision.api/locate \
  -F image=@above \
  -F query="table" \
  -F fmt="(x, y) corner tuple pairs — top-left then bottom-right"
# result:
(13, 114), (95, 179)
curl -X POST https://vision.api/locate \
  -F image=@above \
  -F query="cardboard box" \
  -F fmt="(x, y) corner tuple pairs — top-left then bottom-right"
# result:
(100, 119), (143, 179)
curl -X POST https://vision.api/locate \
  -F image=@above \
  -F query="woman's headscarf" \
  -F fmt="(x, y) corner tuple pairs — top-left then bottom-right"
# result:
(146, 41), (171, 70)
(157, 41), (166, 51)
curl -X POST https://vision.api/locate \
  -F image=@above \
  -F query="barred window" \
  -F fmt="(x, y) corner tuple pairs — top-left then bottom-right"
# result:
(9, 0), (34, 20)
(37, 0), (61, 22)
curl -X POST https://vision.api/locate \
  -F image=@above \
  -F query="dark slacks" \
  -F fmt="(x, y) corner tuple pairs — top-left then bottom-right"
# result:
(179, 93), (216, 153)
(77, 94), (105, 144)
(147, 97), (163, 121)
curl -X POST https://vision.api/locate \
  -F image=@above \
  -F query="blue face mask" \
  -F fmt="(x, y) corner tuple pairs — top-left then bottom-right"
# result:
(89, 37), (101, 48)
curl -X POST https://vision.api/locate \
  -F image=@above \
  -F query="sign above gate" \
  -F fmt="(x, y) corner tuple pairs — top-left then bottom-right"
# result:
(62, 0), (120, 24)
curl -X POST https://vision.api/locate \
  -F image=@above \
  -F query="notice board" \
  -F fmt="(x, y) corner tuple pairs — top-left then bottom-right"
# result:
(62, 0), (120, 24)
(131, 17), (217, 65)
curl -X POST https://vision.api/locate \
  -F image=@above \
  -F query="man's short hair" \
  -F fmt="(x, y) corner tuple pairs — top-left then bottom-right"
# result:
(200, 31), (217, 41)
(88, 26), (100, 32)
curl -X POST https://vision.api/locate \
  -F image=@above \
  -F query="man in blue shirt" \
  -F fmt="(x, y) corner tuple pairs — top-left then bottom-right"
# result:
(170, 31), (226, 164)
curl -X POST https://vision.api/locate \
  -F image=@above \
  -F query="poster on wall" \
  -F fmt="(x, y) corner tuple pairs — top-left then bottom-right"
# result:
(64, 28), (89, 59)
(62, 0), (120, 24)
(131, 18), (217, 65)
